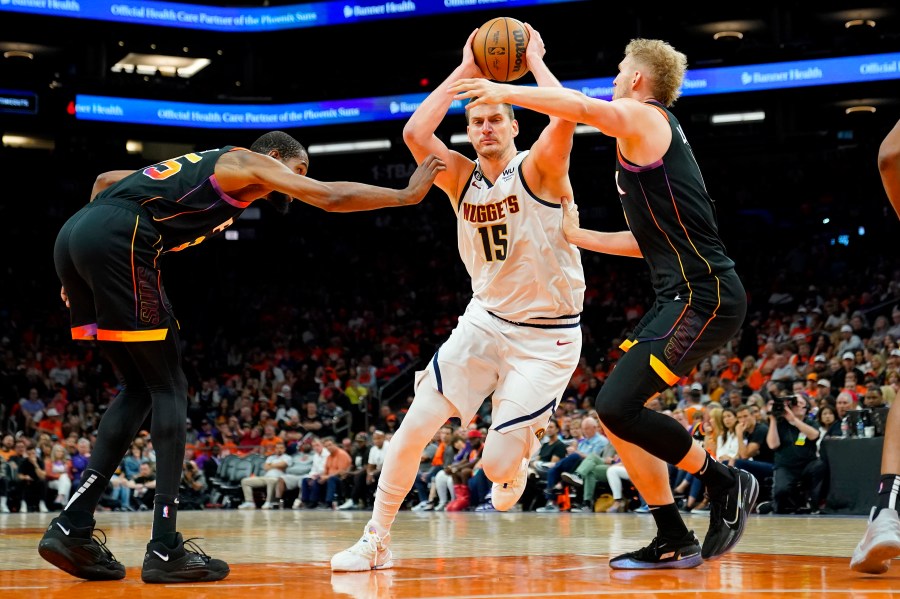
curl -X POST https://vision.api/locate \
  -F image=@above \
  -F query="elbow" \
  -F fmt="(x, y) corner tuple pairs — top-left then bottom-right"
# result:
(878, 146), (899, 175)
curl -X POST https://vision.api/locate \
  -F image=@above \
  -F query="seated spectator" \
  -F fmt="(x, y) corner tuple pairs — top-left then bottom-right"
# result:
(259, 424), (284, 456)
(16, 442), (48, 513)
(433, 434), (467, 511)
(126, 462), (157, 510)
(44, 443), (72, 508)
(340, 430), (389, 510)
(445, 429), (484, 511)
(733, 404), (775, 488)
(604, 462), (636, 513)
(238, 441), (292, 509)
(760, 393), (825, 514)
(863, 386), (886, 409)
(521, 419), (568, 511)
(536, 416), (607, 512)
(816, 403), (841, 452)
(562, 427), (620, 512)
(276, 441), (314, 507)
(298, 438), (330, 509)
(411, 429), (440, 511)
(325, 436), (355, 506)
(179, 458), (208, 510)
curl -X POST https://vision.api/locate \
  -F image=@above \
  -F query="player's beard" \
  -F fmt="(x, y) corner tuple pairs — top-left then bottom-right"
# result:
(268, 192), (292, 216)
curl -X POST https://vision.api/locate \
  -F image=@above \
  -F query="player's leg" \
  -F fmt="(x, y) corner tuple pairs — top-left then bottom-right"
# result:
(39, 208), (136, 581)
(123, 329), (229, 583)
(851, 401), (900, 573)
(488, 322), (581, 511)
(331, 377), (457, 572)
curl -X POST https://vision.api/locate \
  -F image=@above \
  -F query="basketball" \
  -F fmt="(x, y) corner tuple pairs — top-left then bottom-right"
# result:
(472, 17), (530, 82)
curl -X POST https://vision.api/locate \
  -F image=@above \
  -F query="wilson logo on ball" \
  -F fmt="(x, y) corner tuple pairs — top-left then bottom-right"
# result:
(472, 16), (531, 82)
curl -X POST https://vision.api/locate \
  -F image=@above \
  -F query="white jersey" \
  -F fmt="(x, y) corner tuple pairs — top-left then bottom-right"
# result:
(456, 150), (585, 323)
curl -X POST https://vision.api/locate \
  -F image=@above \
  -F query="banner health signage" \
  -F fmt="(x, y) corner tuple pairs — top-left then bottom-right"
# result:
(71, 52), (900, 129)
(0, 0), (585, 31)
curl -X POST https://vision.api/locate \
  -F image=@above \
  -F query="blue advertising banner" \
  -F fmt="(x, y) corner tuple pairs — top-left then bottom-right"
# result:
(72, 52), (900, 128)
(0, 0), (585, 32)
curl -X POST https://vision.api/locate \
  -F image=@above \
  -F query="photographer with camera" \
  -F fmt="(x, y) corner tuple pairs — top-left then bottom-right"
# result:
(761, 387), (826, 514)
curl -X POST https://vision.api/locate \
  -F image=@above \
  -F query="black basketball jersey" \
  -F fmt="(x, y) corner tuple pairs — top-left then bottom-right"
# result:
(615, 102), (735, 310)
(94, 146), (251, 253)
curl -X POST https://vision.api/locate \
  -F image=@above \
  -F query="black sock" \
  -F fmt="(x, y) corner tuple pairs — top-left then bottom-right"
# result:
(693, 453), (735, 493)
(63, 469), (108, 518)
(151, 494), (178, 543)
(62, 509), (94, 529)
(875, 474), (900, 518)
(649, 503), (690, 541)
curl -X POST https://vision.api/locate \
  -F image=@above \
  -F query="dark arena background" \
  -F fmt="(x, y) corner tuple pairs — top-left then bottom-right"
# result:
(1, 1), (900, 597)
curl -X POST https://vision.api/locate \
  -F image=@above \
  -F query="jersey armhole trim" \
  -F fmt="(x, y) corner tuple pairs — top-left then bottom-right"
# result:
(518, 159), (559, 209)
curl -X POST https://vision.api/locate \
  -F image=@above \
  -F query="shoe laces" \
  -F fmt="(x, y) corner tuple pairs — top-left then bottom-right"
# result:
(91, 528), (120, 564)
(348, 527), (384, 558)
(628, 536), (667, 561)
(182, 537), (212, 563)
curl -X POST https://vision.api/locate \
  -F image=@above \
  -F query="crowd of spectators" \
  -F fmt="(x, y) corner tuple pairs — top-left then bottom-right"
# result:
(1, 136), (898, 514)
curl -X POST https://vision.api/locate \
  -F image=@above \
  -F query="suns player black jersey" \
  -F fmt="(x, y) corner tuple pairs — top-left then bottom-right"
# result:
(93, 146), (251, 253)
(615, 101), (735, 311)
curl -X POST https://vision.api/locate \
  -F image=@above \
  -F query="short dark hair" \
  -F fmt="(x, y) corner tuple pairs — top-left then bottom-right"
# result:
(464, 102), (515, 124)
(250, 131), (307, 161)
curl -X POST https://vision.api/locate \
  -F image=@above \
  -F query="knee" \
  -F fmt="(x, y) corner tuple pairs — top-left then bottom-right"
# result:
(481, 454), (518, 483)
(595, 390), (634, 433)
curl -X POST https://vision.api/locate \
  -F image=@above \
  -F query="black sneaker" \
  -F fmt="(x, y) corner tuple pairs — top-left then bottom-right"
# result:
(701, 467), (759, 560)
(141, 533), (230, 583)
(38, 514), (126, 580)
(561, 472), (584, 489)
(609, 531), (703, 570)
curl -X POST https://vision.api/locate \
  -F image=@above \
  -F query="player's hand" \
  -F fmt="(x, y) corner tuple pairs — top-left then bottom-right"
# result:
(60, 286), (70, 308)
(404, 154), (446, 204)
(523, 23), (545, 63)
(561, 197), (581, 241)
(461, 28), (484, 78)
(449, 78), (508, 108)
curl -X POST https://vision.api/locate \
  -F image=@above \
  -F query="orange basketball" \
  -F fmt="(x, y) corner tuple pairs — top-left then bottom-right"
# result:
(472, 17), (530, 82)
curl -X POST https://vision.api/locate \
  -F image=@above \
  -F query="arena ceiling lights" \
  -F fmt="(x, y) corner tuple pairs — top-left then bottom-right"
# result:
(111, 53), (211, 78)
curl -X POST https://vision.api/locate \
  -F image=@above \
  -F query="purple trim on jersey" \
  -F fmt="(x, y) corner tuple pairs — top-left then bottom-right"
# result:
(210, 174), (252, 208)
(493, 397), (557, 432)
(618, 153), (664, 173)
(431, 350), (443, 394)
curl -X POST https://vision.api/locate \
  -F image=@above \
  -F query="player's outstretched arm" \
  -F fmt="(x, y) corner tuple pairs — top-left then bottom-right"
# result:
(238, 151), (445, 212)
(449, 78), (647, 140)
(561, 198), (642, 258)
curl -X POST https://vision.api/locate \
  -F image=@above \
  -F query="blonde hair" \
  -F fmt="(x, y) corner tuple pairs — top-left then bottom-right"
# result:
(625, 38), (688, 107)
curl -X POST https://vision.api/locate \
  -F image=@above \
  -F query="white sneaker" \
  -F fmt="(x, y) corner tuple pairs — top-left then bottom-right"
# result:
(20, 500), (27, 513)
(491, 458), (528, 511)
(410, 500), (431, 512)
(434, 501), (447, 512)
(338, 499), (356, 511)
(238, 501), (256, 510)
(292, 498), (302, 509)
(851, 508), (900, 574)
(331, 523), (394, 572)
(261, 502), (274, 510)
(0, 499), (8, 513)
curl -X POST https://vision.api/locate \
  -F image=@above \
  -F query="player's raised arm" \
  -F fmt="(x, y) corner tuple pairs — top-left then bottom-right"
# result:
(402, 29), (483, 199)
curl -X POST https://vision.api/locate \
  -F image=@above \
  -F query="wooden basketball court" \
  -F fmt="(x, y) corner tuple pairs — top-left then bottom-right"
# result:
(1, 510), (897, 598)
